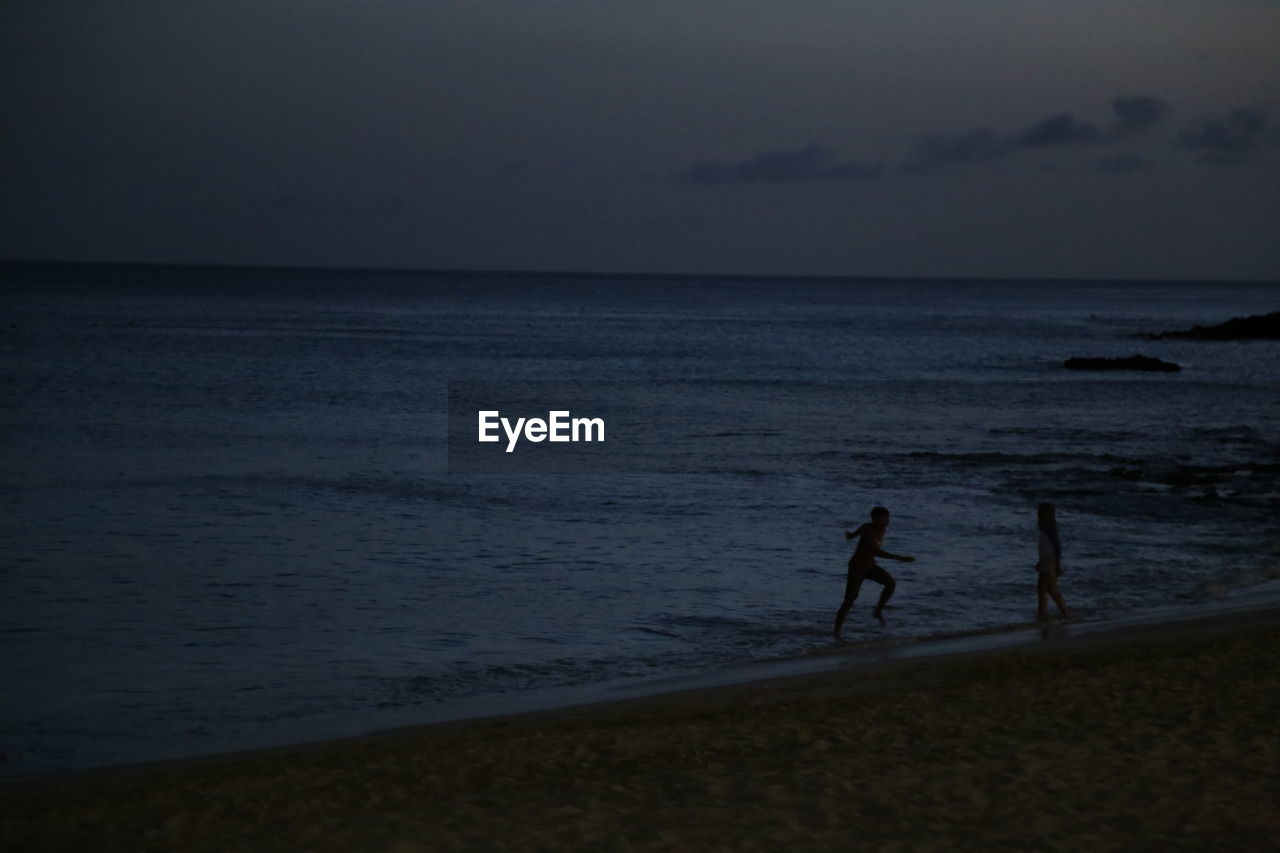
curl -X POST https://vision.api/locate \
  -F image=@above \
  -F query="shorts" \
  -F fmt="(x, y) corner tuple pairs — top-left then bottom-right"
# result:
(843, 561), (893, 600)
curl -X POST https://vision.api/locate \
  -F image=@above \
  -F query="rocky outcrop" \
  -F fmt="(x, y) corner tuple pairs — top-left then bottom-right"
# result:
(1146, 311), (1280, 341)
(1063, 354), (1181, 372)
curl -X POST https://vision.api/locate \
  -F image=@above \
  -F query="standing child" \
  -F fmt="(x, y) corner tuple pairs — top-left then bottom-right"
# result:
(1036, 502), (1071, 620)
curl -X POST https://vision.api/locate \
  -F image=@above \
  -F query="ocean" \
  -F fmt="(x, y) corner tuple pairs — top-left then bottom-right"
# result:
(2, 263), (1277, 778)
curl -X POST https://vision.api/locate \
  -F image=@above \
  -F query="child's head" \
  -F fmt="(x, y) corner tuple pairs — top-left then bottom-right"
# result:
(870, 506), (890, 525)
(1037, 502), (1057, 529)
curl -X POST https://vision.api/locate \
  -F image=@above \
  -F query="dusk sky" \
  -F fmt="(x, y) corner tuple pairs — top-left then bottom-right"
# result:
(4, 1), (1278, 280)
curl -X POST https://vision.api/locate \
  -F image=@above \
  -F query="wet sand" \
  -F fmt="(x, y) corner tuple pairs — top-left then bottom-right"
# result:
(4, 608), (1279, 852)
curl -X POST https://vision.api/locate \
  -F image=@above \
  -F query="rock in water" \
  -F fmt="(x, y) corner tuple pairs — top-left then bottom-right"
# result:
(1063, 355), (1181, 372)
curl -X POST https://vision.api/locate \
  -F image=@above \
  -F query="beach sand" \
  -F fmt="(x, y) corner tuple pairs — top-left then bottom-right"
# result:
(4, 609), (1278, 852)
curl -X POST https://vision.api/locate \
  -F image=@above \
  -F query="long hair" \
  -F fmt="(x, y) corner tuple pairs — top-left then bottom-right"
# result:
(1037, 502), (1057, 531)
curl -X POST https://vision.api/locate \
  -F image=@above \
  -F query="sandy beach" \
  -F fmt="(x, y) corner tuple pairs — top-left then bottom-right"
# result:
(4, 608), (1278, 852)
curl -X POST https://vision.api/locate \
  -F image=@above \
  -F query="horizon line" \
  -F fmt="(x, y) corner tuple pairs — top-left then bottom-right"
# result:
(2, 257), (1277, 287)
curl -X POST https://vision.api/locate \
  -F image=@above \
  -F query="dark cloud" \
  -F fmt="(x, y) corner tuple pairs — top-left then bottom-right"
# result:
(1177, 108), (1271, 165)
(1016, 114), (1105, 148)
(1096, 153), (1147, 174)
(249, 194), (421, 220)
(1110, 95), (1171, 136)
(900, 128), (1011, 173)
(680, 145), (882, 185)
(903, 97), (1162, 174)
(821, 161), (885, 180)
(684, 96), (1265, 189)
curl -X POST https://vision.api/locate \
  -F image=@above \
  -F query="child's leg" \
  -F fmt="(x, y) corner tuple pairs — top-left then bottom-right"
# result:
(869, 565), (896, 624)
(834, 573), (864, 636)
(1048, 577), (1070, 619)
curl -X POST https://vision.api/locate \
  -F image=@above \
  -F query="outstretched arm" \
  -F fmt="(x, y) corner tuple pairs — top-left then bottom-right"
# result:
(877, 548), (915, 563)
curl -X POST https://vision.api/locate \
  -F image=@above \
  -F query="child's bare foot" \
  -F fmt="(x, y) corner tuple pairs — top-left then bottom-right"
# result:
(873, 607), (887, 625)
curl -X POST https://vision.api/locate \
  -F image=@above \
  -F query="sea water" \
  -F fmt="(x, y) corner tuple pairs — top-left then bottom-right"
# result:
(1, 264), (1277, 777)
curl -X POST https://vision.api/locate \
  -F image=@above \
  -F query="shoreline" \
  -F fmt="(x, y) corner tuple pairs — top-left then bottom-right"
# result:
(5, 603), (1279, 850)
(6, 584), (1280, 786)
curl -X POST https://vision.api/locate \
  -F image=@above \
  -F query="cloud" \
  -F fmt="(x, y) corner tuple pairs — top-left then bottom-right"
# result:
(249, 194), (421, 219)
(1177, 108), (1271, 165)
(902, 96), (1167, 173)
(683, 97), (1267, 187)
(1016, 114), (1105, 148)
(1110, 95), (1171, 136)
(900, 128), (1011, 174)
(680, 145), (882, 185)
(1096, 153), (1148, 174)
